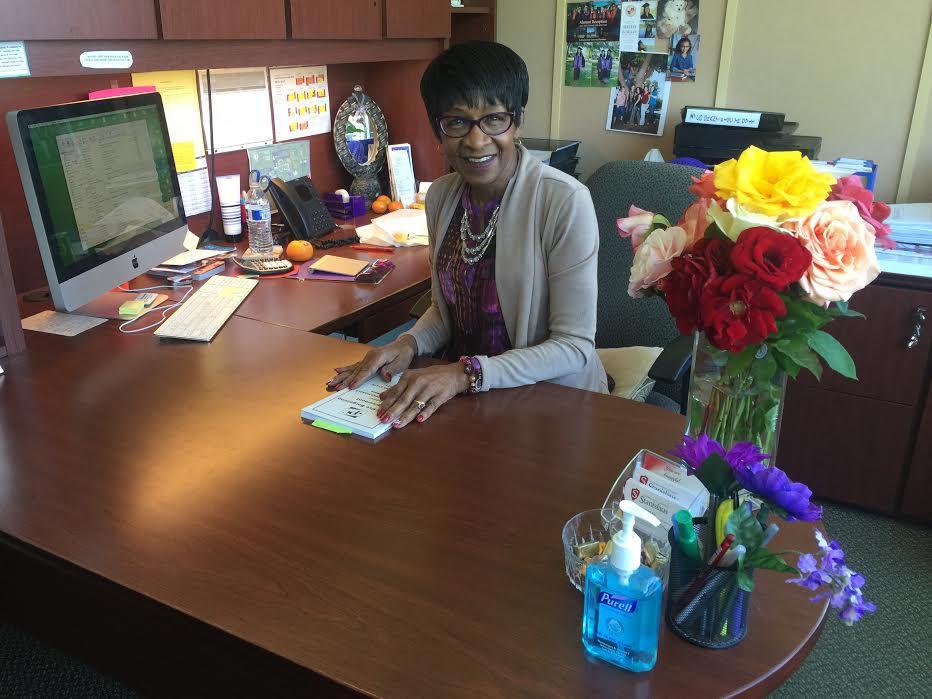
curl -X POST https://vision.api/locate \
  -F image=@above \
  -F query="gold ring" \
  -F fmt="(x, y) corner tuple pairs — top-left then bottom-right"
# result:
(414, 400), (427, 411)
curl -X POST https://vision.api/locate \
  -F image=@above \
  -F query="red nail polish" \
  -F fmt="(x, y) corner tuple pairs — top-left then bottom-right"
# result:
(393, 421), (401, 428)
(416, 414), (424, 423)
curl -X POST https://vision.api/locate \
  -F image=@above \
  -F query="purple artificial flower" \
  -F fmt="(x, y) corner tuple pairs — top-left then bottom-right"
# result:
(788, 531), (876, 626)
(732, 462), (823, 522)
(671, 434), (725, 474)
(725, 442), (770, 470)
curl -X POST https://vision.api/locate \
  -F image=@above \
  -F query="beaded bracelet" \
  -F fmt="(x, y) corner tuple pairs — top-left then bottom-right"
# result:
(458, 355), (483, 394)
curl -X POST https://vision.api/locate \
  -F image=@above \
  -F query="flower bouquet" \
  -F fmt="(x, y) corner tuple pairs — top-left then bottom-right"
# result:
(666, 433), (874, 647)
(618, 146), (891, 453)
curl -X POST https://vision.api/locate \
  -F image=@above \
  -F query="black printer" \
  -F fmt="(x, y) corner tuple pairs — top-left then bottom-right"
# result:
(673, 106), (822, 164)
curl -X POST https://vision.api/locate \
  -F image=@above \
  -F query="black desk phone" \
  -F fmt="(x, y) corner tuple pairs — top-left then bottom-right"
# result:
(267, 177), (357, 250)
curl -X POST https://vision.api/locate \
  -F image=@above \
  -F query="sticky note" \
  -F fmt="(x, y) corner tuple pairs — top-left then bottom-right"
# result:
(311, 419), (352, 435)
(171, 141), (197, 172)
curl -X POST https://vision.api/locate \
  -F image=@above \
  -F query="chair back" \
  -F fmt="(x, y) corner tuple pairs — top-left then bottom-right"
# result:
(586, 160), (703, 350)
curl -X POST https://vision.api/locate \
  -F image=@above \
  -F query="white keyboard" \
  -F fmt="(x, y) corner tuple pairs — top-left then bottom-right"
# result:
(154, 275), (258, 342)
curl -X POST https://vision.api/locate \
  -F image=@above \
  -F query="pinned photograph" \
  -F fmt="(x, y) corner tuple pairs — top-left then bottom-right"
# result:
(566, 2), (622, 43)
(606, 52), (670, 136)
(656, 0), (699, 39)
(565, 42), (619, 87)
(668, 33), (699, 82)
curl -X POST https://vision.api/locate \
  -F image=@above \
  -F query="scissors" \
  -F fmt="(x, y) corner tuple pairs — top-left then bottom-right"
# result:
(249, 169), (272, 192)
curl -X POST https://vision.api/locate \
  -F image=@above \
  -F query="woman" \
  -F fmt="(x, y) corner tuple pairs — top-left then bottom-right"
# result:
(628, 86), (642, 124)
(638, 82), (651, 125)
(573, 47), (585, 81)
(328, 42), (607, 429)
(614, 82), (629, 127)
(640, 2), (654, 19)
(670, 35), (696, 79)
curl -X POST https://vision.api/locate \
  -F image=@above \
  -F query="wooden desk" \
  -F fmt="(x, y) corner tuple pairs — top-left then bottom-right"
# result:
(0, 319), (826, 696)
(232, 243), (430, 341)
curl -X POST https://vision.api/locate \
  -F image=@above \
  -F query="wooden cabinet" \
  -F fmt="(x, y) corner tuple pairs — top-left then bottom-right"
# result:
(778, 281), (932, 516)
(0, 215), (25, 359)
(899, 383), (932, 522)
(795, 284), (932, 405)
(451, 1), (497, 44)
(0, 0), (158, 40)
(384, 0), (450, 38)
(291, 0), (383, 40)
(159, 0), (287, 40)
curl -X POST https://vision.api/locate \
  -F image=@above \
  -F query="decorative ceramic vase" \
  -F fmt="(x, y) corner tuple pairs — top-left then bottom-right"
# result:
(685, 333), (786, 456)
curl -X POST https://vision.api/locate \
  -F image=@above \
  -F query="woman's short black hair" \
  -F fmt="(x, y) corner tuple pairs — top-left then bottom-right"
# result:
(420, 41), (529, 138)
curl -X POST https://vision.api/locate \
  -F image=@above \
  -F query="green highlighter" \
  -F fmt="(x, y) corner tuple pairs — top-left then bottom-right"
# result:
(673, 509), (703, 561)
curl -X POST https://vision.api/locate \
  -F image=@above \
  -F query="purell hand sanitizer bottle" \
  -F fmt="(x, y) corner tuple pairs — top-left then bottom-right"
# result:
(582, 500), (663, 672)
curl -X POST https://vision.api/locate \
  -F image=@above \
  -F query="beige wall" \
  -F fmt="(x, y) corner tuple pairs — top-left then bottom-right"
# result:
(497, 0), (932, 202)
(724, 0), (932, 202)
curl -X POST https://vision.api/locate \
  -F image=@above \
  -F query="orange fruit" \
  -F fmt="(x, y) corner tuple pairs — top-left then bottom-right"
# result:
(371, 199), (388, 214)
(387, 201), (404, 212)
(286, 239), (315, 262)
(375, 194), (390, 204)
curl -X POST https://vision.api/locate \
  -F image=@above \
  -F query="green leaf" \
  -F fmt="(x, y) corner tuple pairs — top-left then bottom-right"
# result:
(750, 350), (778, 386)
(742, 547), (797, 575)
(696, 453), (740, 498)
(703, 220), (731, 241)
(807, 330), (857, 380)
(772, 347), (801, 380)
(780, 295), (834, 332)
(828, 301), (866, 319)
(725, 505), (765, 552)
(775, 336), (823, 380)
(724, 345), (758, 378)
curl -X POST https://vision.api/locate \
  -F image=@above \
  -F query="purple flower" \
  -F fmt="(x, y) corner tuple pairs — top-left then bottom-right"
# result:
(732, 462), (823, 522)
(788, 531), (875, 626)
(725, 442), (770, 470)
(671, 434), (725, 474)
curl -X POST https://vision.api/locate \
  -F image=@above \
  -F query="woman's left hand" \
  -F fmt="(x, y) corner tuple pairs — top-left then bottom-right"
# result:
(378, 363), (469, 429)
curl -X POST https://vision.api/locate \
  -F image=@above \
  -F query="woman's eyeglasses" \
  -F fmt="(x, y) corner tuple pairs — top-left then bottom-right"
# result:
(437, 112), (514, 138)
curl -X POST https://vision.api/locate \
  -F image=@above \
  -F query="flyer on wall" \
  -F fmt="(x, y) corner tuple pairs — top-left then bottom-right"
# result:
(269, 65), (331, 140)
(564, 1), (621, 87)
(605, 52), (671, 136)
(619, 1), (667, 53)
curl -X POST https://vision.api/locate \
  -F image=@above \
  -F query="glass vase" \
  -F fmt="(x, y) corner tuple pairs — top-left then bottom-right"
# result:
(685, 333), (786, 455)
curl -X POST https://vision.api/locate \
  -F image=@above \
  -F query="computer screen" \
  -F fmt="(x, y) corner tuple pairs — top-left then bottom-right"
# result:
(8, 94), (187, 311)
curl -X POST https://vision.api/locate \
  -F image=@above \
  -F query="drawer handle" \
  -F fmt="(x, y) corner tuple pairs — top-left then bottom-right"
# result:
(907, 305), (927, 349)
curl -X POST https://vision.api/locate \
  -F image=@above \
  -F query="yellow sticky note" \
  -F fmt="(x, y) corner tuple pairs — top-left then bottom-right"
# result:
(171, 141), (197, 172)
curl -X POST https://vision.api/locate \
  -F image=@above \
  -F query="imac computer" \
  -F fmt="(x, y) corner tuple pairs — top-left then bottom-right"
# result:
(7, 93), (187, 311)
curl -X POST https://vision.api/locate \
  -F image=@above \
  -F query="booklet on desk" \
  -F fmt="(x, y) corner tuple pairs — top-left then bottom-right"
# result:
(301, 375), (400, 439)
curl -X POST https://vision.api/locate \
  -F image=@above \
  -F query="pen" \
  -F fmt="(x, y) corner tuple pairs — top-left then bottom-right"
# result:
(351, 244), (395, 253)
(673, 510), (702, 560)
(718, 544), (745, 568)
(674, 534), (735, 615)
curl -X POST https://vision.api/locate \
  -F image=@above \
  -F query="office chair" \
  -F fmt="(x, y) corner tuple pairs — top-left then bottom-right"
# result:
(585, 160), (705, 413)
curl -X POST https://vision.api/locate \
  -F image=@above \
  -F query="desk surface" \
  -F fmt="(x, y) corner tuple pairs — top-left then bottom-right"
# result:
(232, 243), (430, 334)
(0, 319), (825, 697)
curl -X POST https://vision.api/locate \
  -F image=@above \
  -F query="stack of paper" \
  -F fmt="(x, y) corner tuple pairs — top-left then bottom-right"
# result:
(887, 203), (932, 246)
(356, 208), (428, 247)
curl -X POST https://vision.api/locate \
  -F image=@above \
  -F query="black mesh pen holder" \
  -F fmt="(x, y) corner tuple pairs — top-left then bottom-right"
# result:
(664, 521), (752, 649)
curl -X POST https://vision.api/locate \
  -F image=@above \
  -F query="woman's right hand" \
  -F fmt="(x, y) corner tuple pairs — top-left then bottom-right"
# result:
(327, 335), (417, 391)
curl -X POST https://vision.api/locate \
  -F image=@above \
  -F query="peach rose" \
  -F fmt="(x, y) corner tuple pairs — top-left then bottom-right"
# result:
(677, 198), (711, 245)
(784, 200), (880, 306)
(628, 225), (690, 298)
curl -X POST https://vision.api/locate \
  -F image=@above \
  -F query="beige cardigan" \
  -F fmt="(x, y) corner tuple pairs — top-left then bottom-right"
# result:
(403, 147), (607, 394)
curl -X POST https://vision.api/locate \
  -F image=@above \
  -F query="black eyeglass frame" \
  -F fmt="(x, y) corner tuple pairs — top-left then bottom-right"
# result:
(436, 112), (516, 138)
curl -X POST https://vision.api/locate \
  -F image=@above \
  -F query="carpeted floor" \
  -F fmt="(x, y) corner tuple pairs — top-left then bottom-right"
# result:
(0, 503), (928, 696)
(772, 503), (932, 698)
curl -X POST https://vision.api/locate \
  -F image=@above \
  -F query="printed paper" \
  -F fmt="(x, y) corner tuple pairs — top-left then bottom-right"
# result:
(80, 51), (133, 70)
(269, 66), (331, 140)
(656, 0), (699, 40)
(0, 41), (29, 78)
(177, 164), (212, 216)
(197, 68), (274, 153)
(22, 310), (108, 337)
(606, 52), (671, 137)
(668, 33), (699, 82)
(132, 70), (206, 158)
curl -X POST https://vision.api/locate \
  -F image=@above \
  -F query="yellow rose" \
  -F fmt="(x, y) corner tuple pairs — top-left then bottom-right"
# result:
(714, 146), (835, 220)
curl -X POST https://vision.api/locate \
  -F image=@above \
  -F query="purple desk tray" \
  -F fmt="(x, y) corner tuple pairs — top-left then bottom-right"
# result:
(324, 193), (367, 219)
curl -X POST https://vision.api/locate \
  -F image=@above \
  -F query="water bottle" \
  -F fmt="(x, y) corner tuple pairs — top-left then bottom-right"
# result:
(245, 170), (273, 254)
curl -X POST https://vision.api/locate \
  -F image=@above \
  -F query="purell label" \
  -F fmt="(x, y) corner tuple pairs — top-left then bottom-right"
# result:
(598, 592), (638, 614)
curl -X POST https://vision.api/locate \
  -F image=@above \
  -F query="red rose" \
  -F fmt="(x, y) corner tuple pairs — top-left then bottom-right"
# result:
(730, 226), (812, 291)
(699, 274), (787, 352)
(661, 239), (735, 335)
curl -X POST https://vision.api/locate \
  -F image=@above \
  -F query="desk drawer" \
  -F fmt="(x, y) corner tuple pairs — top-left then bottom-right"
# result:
(355, 295), (418, 343)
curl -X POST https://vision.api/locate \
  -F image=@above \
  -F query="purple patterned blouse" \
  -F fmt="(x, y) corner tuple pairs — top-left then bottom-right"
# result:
(436, 190), (512, 360)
